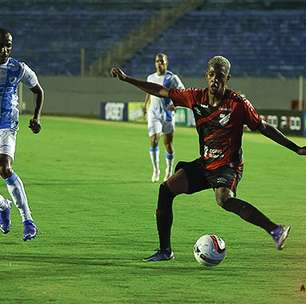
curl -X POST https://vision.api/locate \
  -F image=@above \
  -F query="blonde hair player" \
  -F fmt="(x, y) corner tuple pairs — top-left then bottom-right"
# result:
(111, 55), (306, 261)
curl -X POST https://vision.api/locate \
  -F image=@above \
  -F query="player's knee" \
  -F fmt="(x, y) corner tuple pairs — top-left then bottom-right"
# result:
(157, 182), (176, 210)
(0, 164), (12, 179)
(160, 182), (176, 199)
(150, 135), (159, 147)
(164, 142), (173, 152)
(215, 189), (232, 207)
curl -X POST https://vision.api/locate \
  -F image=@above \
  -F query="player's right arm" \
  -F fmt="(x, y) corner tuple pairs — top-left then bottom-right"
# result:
(111, 67), (169, 98)
(143, 93), (150, 116)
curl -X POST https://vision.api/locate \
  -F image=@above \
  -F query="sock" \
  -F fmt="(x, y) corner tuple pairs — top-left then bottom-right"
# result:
(5, 172), (33, 222)
(0, 196), (11, 211)
(222, 197), (277, 233)
(156, 183), (175, 250)
(165, 152), (174, 175)
(149, 146), (159, 172)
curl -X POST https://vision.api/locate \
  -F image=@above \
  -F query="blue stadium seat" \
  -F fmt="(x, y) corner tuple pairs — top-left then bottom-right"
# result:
(0, 8), (153, 75)
(124, 9), (306, 78)
(1, 6), (305, 77)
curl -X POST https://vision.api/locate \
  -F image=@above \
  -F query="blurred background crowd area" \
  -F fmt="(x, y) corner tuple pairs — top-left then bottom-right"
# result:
(1, 0), (305, 78)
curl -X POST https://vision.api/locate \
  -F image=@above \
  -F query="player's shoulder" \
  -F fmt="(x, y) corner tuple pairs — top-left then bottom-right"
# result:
(165, 70), (174, 76)
(8, 57), (34, 72)
(7, 57), (23, 69)
(5, 57), (29, 76)
(182, 87), (206, 93)
(173, 87), (206, 96)
(227, 89), (247, 103)
(166, 70), (181, 80)
(147, 72), (157, 80)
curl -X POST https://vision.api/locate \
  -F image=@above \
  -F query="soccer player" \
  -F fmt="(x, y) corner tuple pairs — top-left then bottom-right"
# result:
(111, 56), (306, 262)
(0, 28), (44, 241)
(144, 53), (185, 183)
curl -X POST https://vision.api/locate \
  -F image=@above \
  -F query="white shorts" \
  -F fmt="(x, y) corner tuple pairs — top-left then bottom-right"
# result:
(0, 129), (17, 160)
(147, 111), (175, 137)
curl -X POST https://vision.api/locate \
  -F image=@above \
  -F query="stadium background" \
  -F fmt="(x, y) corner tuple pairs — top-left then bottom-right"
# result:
(1, 1), (306, 304)
(1, 0), (305, 119)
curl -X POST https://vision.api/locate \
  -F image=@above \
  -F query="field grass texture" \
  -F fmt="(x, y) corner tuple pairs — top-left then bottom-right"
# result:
(0, 115), (305, 304)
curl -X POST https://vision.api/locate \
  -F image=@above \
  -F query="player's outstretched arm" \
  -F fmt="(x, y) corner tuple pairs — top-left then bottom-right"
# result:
(258, 120), (306, 155)
(29, 83), (44, 134)
(111, 67), (169, 98)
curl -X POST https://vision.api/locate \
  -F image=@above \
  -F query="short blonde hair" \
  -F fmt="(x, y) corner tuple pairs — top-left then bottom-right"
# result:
(208, 56), (231, 75)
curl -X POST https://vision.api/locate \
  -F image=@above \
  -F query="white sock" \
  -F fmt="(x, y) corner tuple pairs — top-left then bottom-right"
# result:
(165, 152), (174, 175)
(5, 172), (32, 222)
(0, 195), (11, 211)
(150, 146), (160, 172)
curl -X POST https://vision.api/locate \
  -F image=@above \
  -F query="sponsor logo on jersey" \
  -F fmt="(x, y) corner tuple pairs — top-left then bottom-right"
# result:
(216, 177), (228, 185)
(203, 145), (224, 159)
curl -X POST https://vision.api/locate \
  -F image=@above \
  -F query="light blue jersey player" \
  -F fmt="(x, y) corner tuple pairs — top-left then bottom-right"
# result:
(144, 53), (184, 183)
(0, 28), (44, 241)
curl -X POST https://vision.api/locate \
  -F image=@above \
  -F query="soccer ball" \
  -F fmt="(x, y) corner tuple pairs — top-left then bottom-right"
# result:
(193, 234), (226, 267)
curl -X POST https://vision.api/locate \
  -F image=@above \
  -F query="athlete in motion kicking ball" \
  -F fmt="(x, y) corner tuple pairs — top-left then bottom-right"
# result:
(144, 53), (184, 182)
(111, 56), (306, 261)
(0, 28), (44, 241)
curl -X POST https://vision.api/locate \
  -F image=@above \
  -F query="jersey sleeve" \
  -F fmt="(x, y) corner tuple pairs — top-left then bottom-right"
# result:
(20, 63), (38, 88)
(169, 88), (196, 109)
(242, 98), (262, 130)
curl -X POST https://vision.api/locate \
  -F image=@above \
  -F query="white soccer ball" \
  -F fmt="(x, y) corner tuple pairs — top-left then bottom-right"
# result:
(193, 234), (226, 267)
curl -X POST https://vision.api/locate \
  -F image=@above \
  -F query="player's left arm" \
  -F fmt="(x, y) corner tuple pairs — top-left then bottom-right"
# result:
(29, 83), (44, 134)
(258, 120), (306, 155)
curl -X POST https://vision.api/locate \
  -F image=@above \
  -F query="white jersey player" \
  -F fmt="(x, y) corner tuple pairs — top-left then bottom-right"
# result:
(144, 53), (184, 182)
(0, 28), (44, 241)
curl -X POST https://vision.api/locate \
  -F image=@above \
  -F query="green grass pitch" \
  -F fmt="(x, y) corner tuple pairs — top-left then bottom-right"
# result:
(0, 115), (305, 303)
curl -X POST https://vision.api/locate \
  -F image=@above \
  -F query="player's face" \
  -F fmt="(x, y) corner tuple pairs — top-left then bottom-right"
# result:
(206, 64), (230, 96)
(0, 33), (12, 64)
(155, 55), (168, 75)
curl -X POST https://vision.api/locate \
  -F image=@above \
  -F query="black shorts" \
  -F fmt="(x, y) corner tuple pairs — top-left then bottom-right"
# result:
(174, 158), (243, 195)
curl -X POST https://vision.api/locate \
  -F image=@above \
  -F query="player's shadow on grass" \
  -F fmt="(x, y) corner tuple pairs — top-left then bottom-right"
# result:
(0, 253), (138, 267)
(25, 179), (152, 186)
(0, 253), (255, 276)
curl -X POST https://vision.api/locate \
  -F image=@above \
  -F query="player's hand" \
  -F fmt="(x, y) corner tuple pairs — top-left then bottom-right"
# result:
(297, 146), (306, 155)
(110, 67), (127, 81)
(29, 118), (41, 134)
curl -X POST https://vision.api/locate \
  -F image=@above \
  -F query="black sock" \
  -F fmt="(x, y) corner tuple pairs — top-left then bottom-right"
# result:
(222, 197), (278, 233)
(156, 183), (175, 250)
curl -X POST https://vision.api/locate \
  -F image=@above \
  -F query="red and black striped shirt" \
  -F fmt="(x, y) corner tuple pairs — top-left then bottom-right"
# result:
(169, 88), (261, 170)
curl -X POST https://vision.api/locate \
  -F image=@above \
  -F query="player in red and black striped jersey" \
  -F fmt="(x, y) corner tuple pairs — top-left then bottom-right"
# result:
(170, 87), (260, 171)
(111, 56), (306, 262)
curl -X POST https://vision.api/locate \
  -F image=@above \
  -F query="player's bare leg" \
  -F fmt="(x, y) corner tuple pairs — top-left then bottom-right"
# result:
(149, 134), (160, 182)
(215, 187), (290, 250)
(163, 132), (174, 182)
